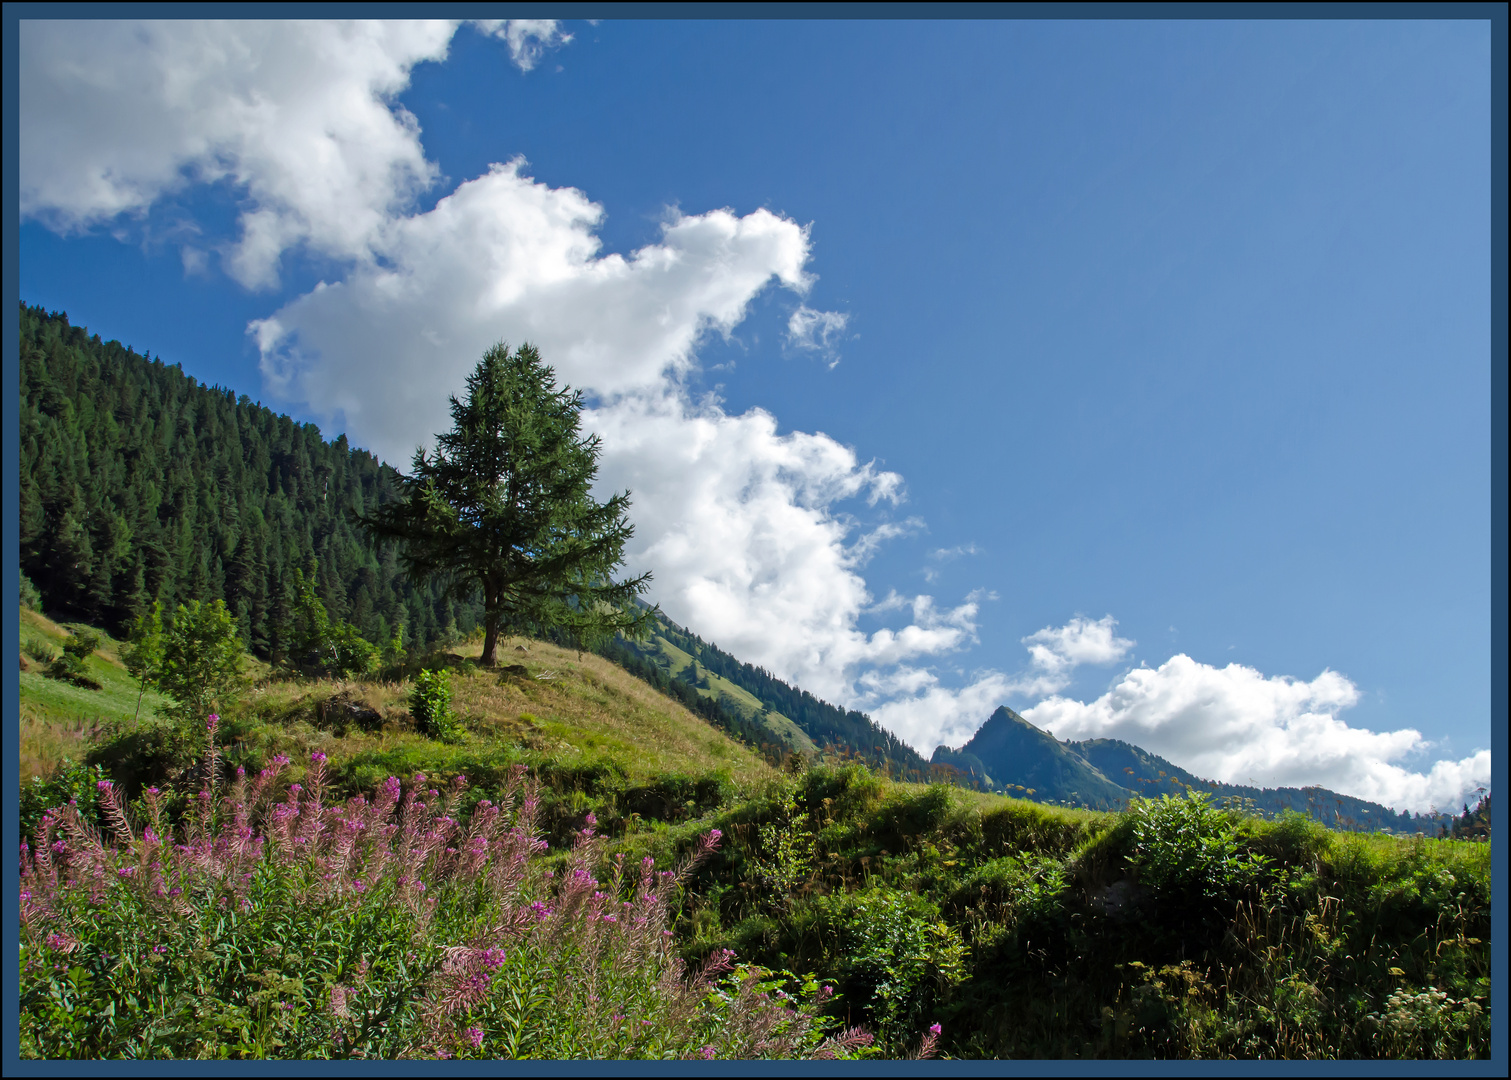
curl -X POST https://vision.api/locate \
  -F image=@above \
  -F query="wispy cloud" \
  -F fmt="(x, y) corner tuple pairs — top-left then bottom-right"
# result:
(923, 542), (980, 582)
(786, 304), (849, 365)
(472, 19), (573, 71)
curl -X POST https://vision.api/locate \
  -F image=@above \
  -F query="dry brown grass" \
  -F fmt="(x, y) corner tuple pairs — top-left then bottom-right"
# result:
(444, 635), (775, 786)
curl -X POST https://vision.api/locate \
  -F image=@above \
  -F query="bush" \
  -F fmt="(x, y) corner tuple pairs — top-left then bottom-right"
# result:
(18, 754), (880, 1060)
(44, 628), (103, 690)
(19, 758), (106, 846)
(159, 600), (247, 723)
(20, 571), (43, 612)
(1129, 791), (1267, 903)
(811, 887), (965, 1046)
(410, 669), (460, 740)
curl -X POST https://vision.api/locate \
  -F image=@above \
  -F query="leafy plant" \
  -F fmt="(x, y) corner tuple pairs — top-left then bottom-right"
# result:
(814, 887), (965, 1046)
(410, 668), (459, 740)
(122, 601), (166, 723)
(752, 782), (815, 907)
(44, 628), (102, 690)
(1129, 791), (1267, 903)
(158, 600), (248, 723)
(19, 757), (105, 845)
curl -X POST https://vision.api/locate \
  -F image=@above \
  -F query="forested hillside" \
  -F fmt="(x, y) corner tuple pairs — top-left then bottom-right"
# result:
(608, 617), (935, 782)
(17, 304), (483, 655)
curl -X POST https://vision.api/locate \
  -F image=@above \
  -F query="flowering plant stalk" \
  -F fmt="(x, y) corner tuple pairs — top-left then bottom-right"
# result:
(18, 717), (880, 1059)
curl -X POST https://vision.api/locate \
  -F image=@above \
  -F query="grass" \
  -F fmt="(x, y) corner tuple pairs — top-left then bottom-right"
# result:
(18, 608), (175, 782)
(649, 634), (816, 753)
(16, 609), (1492, 1060)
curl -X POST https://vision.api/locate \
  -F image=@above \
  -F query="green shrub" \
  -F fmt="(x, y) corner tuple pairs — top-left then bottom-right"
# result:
(19, 758), (105, 845)
(20, 571), (43, 612)
(812, 887), (965, 1045)
(18, 760), (886, 1060)
(158, 600), (248, 722)
(44, 628), (103, 690)
(1129, 791), (1267, 902)
(409, 669), (459, 740)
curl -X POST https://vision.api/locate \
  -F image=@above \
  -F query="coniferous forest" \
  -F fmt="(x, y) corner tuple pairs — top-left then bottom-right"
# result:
(18, 303), (484, 656)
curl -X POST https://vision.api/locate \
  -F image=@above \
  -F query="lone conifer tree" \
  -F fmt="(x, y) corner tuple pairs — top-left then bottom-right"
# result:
(361, 343), (653, 666)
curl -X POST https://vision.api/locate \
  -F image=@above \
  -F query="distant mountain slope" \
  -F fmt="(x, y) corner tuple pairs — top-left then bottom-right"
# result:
(1069, 738), (1432, 833)
(605, 616), (934, 781)
(934, 706), (1131, 809)
(932, 708), (1447, 832)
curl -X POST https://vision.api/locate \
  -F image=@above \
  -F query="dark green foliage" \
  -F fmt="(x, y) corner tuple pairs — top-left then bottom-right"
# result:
(17, 303), (480, 656)
(157, 599), (247, 722)
(20, 571), (44, 611)
(45, 627), (103, 689)
(409, 669), (458, 740)
(19, 758), (106, 846)
(1447, 792), (1490, 841)
(806, 888), (967, 1041)
(282, 565), (378, 679)
(360, 343), (652, 667)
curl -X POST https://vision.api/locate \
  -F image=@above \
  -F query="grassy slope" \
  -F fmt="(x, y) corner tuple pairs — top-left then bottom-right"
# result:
(20, 613), (776, 808)
(18, 608), (176, 782)
(651, 633), (817, 753)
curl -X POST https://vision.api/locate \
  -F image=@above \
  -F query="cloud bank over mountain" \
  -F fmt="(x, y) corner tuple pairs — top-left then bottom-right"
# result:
(19, 19), (1488, 812)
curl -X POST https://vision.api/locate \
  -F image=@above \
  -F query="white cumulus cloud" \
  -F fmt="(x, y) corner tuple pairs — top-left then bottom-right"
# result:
(1022, 614), (1135, 683)
(1022, 654), (1490, 813)
(22, 19), (993, 729)
(19, 19), (458, 288)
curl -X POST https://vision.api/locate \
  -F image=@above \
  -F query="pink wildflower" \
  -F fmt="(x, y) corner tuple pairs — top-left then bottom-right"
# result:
(467, 1027), (484, 1049)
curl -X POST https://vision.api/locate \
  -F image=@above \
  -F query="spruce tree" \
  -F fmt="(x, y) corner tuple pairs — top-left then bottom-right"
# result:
(360, 343), (654, 666)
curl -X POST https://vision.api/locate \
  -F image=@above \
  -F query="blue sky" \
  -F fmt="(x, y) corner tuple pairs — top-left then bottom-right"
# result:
(17, 18), (1492, 810)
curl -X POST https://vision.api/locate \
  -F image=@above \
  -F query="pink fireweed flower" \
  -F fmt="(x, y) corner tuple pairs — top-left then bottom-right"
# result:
(96, 780), (112, 792)
(207, 714), (219, 729)
(310, 751), (327, 764)
(467, 1027), (484, 1049)
(930, 1023), (942, 1036)
(702, 1046), (716, 1059)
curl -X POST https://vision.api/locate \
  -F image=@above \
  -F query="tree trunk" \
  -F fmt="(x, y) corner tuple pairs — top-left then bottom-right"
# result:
(481, 616), (500, 667)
